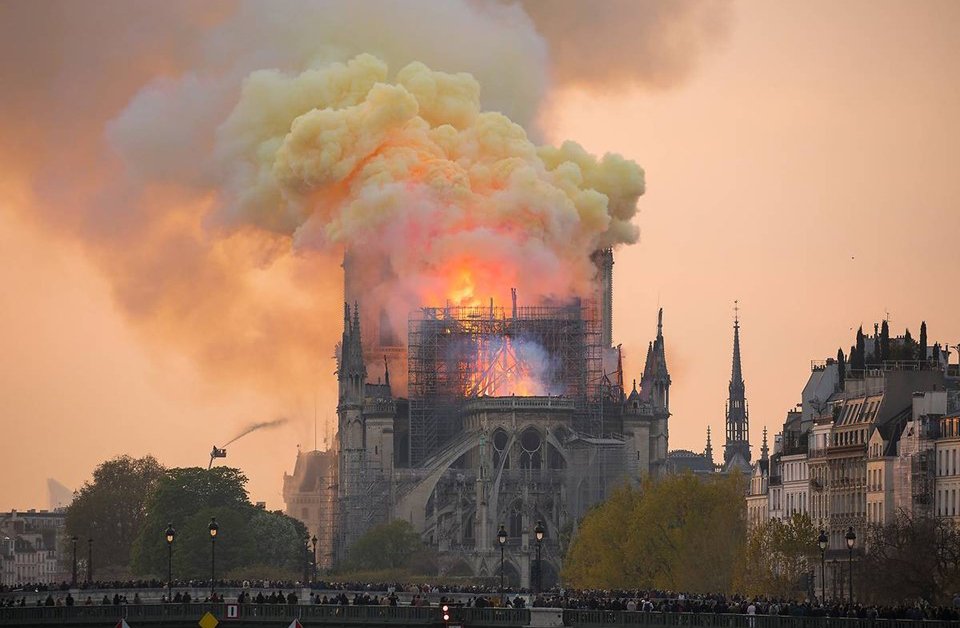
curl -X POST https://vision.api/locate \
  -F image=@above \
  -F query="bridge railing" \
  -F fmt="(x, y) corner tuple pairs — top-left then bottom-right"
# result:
(2, 606), (954, 628)
(561, 611), (958, 628)
(452, 607), (531, 626)
(0, 603), (442, 625)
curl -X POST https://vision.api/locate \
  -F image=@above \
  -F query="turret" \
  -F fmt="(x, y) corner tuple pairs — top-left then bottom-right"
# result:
(640, 308), (670, 413)
(338, 302), (367, 404)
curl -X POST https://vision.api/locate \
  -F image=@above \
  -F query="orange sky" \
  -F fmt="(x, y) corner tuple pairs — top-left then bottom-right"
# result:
(2, 0), (959, 511)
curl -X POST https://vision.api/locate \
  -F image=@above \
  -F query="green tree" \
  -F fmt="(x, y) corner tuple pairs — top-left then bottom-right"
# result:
(880, 319), (890, 362)
(563, 473), (746, 593)
(131, 466), (307, 579)
(853, 327), (866, 370)
(837, 348), (846, 391)
(737, 512), (818, 597)
(65, 455), (165, 574)
(860, 513), (960, 605)
(901, 328), (916, 361)
(344, 519), (436, 573)
(919, 321), (928, 361)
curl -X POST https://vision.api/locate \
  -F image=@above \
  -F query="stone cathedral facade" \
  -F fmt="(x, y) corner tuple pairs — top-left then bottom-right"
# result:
(285, 250), (670, 587)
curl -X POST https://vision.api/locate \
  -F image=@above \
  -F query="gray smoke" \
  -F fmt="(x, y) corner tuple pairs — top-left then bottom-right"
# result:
(222, 417), (289, 447)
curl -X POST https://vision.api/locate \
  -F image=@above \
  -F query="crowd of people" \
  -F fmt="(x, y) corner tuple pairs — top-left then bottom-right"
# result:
(534, 591), (960, 621)
(3, 581), (960, 621)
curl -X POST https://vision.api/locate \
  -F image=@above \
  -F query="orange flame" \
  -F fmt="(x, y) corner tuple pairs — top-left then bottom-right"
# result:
(466, 336), (550, 397)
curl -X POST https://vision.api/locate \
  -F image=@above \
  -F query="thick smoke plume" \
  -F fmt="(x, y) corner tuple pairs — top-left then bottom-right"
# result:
(0, 0), (730, 402)
(203, 54), (644, 321)
(222, 418), (290, 447)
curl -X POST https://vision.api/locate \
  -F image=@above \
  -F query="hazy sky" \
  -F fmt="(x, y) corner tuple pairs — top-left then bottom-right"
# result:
(1, 1), (958, 511)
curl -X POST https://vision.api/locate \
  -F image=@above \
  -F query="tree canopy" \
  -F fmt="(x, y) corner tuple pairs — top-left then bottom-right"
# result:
(130, 466), (308, 580)
(562, 473), (746, 592)
(737, 512), (818, 597)
(860, 513), (960, 605)
(65, 455), (166, 574)
(343, 519), (436, 575)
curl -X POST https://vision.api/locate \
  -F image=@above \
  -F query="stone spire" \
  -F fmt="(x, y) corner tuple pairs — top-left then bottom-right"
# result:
(704, 426), (714, 466)
(760, 426), (769, 461)
(723, 301), (751, 470)
(338, 302), (367, 403)
(640, 309), (670, 412)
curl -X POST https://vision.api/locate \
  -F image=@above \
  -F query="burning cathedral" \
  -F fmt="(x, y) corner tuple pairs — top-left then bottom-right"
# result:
(285, 248), (670, 588)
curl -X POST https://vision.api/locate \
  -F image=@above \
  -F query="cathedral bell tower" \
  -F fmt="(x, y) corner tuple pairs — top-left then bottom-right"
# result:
(723, 302), (751, 471)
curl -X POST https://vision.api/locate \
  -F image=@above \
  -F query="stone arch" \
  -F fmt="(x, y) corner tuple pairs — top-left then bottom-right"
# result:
(443, 557), (475, 578)
(530, 557), (560, 590)
(501, 560), (522, 589)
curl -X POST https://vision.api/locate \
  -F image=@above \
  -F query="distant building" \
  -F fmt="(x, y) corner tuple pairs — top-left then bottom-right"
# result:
(282, 448), (338, 571)
(666, 309), (754, 479)
(0, 510), (67, 586)
(745, 319), (960, 599)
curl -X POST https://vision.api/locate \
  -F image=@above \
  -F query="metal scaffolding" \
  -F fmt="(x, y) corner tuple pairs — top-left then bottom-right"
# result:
(407, 299), (604, 467)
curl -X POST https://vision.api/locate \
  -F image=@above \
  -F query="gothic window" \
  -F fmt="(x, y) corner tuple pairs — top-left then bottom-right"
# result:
(493, 429), (510, 469)
(519, 428), (542, 470)
(509, 503), (523, 538)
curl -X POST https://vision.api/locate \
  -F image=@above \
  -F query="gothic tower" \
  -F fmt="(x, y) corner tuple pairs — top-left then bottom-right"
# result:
(640, 308), (670, 413)
(639, 308), (671, 473)
(723, 304), (751, 471)
(336, 302), (367, 557)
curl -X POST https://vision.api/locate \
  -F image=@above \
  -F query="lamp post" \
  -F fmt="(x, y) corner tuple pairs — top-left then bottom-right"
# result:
(71, 536), (78, 586)
(311, 535), (318, 583)
(817, 529), (828, 603)
(87, 538), (93, 584)
(534, 520), (545, 595)
(845, 527), (856, 603)
(208, 518), (218, 600)
(497, 524), (507, 602)
(165, 524), (175, 592)
(303, 538), (310, 584)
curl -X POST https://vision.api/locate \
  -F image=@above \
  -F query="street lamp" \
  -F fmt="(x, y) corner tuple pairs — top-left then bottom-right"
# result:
(164, 524), (175, 591)
(303, 538), (311, 584)
(534, 520), (545, 595)
(497, 524), (507, 602)
(817, 529), (828, 603)
(311, 535), (318, 583)
(208, 518), (219, 600)
(845, 527), (856, 603)
(87, 538), (93, 584)
(71, 536), (78, 586)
